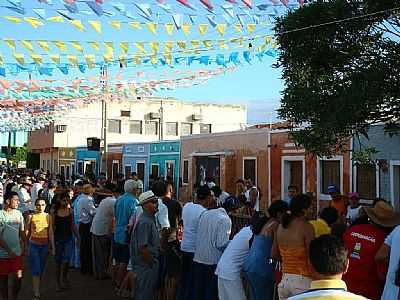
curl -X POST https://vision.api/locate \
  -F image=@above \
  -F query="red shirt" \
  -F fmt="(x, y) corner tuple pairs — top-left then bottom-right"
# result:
(342, 224), (386, 300)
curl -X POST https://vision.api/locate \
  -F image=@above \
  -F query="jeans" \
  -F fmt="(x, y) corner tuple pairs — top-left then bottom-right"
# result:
(29, 242), (49, 276)
(193, 262), (218, 300)
(55, 236), (73, 264)
(177, 251), (195, 300)
(245, 272), (274, 300)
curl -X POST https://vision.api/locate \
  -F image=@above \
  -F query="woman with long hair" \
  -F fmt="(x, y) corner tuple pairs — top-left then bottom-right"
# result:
(243, 200), (288, 300)
(52, 192), (79, 291)
(272, 194), (315, 300)
(26, 198), (55, 300)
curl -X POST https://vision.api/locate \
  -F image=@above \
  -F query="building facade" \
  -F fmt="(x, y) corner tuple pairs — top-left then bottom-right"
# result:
(179, 129), (270, 210)
(122, 142), (151, 190)
(149, 141), (180, 194)
(0, 131), (28, 161)
(353, 124), (400, 210)
(28, 97), (246, 177)
(76, 147), (101, 178)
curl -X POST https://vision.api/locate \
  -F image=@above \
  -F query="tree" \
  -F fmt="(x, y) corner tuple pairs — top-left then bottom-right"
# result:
(275, 0), (400, 155)
(10, 145), (27, 168)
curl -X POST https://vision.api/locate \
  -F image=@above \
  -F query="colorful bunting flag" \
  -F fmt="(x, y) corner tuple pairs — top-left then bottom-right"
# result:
(198, 24), (208, 35)
(13, 53), (24, 65)
(37, 41), (50, 52)
(109, 20), (121, 30)
(4, 39), (16, 51)
(88, 41), (100, 51)
(31, 54), (43, 65)
(182, 23), (191, 36)
(134, 42), (146, 54)
(85, 54), (96, 68)
(104, 42), (114, 53)
(21, 40), (34, 52)
(129, 21), (141, 30)
(47, 16), (64, 22)
(50, 54), (60, 64)
(120, 42), (129, 54)
(67, 55), (78, 66)
(24, 17), (43, 28)
(216, 23), (226, 36)
(177, 41), (186, 49)
(3, 16), (22, 23)
(147, 22), (157, 34)
(88, 20), (102, 34)
(53, 41), (67, 52)
(69, 19), (85, 32)
(71, 41), (83, 53)
(165, 23), (174, 36)
(247, 23), (256, 33)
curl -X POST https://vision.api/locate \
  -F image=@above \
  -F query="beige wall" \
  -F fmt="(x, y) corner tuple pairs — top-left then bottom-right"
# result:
(28, 97), (246, 151)
(179, 129), (270, 209)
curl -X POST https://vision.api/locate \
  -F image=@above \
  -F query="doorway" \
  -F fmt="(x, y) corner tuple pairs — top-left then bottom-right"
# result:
(281, 156), (305, 201)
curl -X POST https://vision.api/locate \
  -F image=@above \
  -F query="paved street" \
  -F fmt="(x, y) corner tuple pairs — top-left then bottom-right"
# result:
(19, 258), (116, 300)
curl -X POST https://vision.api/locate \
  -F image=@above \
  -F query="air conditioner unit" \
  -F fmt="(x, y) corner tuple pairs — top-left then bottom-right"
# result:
(56, 125), (67, 133)
(192, 114), (202, 121)
(150, 112), (160, 119)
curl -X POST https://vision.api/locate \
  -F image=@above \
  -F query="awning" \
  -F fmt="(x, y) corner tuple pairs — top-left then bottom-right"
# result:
(190, 150), (234, 157)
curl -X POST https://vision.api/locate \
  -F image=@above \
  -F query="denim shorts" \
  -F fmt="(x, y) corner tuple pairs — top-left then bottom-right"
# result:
(29, 242), (49, 276)
(55, 236), (73, 264)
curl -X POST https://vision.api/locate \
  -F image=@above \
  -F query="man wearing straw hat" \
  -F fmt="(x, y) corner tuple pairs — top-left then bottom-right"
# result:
(130, 191), (160, 300)
(343, 201), (400, 300)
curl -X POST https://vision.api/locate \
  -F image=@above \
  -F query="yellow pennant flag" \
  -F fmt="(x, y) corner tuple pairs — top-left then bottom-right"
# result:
(69, 19), (85, 32)
(191, 40), (200, 49)
(146, 22), (157, 35)
(4, 16), (22, 23)
(103, 52), (114, 63)
(132, 55), (141, 65)
(104, 42), (114, 53)
(50, 54), (60, 64)
(88, 20), (102, 34)
(31, 54), (43, 65)
(231, 37), (244, 47)
(164, 41), (174, 53)
(219, 40), (229, 50)
(24, 17), (43, 28)
(47, 16), (64, 22)
(21, 40), (34, 52)
(13, 53), (24, 65)
(182, 24), (191, 36)
(203, 40), (212, 49)
(129, 21), (141, 30)
(198, 24), (208, 35)
(247, 23), (256, 34)
(109, 20), (121, 30)
(85, 54), (96, 68)
(71, 41), (83, 53)
(120, 42), (129, 54)
(265, 36), (273, 44)
(88, 41), (100, 51)
(67, 55), (78, 66)
(271, 42), (278, 49)
(177, 41), (186, 49)
(37, 41), (49, 52)
(119, 55), (127, 67)
(134, 42), (145, 54)
(150, 55), (157, 65)
(4, 39), (16, 51)
(163, 54), (172, 65)
(233, 23), (242, 33)
(164, 23), (174, 36)
(216, 24), (226, 36)
(149, 42), (159, 54)
(53, 41), (67, 52)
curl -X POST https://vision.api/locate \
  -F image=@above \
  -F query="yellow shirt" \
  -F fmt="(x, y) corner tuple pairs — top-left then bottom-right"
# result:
(30, 213), (49, 244)
(288, 279), (368, 299)
(309, 218), (331, 238)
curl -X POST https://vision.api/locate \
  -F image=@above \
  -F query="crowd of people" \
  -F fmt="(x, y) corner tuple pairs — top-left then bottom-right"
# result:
(0, 167), (399, 300)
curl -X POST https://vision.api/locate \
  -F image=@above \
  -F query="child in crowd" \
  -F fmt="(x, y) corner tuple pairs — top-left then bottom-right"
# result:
(346, 193), (362, 225)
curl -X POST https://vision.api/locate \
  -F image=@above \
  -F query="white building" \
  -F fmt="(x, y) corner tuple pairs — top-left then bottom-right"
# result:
(28, 96), (247, 175)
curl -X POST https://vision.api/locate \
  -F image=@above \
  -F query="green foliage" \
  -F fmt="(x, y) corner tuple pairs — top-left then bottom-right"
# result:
(10, 145), (27, 167)
(352, 147), (379, 166)
(276, 0), (400, 155)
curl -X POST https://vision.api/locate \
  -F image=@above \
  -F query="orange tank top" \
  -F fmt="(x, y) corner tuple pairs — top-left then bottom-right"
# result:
(30, 213), (49, 245)
(279, 246), (311, 277)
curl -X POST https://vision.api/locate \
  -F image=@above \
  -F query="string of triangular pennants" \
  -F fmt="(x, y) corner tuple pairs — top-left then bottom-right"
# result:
(1, 15), (270, 36)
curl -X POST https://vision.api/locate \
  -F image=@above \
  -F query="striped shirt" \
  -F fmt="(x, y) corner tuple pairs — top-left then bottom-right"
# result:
(193, 208), (231, 266)
(289, 280), (368, 300)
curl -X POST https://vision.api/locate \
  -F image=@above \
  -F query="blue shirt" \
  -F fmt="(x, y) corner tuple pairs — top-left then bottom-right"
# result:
(114, 192), (139, 245)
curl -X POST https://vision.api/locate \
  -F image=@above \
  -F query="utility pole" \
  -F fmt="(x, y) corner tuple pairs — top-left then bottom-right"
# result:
(159, 99), (164, 141)
(100, 65), (108, 178)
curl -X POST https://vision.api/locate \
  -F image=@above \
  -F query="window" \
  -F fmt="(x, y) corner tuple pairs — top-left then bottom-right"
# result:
(129, 120), (142, 134)
(200, 123), (212, 134)
(108, 119), (121, 133)
(125, 165), (132, 177)
(54, 160), (58, 173)
(321, 160), (341, 193)
(151, 164), (159, 178)
(112, 161), (120, 180)
(145, 121), (158, 135)
(121, 110), (131, 117)
(166, 161), (175, 181)
(71, 163), (75, 176)
(166, 122), (178, 136)
(183, 160), (189, 184)
(243, 158), (257, 185)
(181, 123), (193, 136)
(136, 162), (145, 182)
(77, 161), (84, 175)
(60, 165), (65, 177)
(356, 164), (377, 199)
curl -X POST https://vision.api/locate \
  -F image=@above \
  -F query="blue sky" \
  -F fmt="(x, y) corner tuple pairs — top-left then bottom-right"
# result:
(0, 0), (290, 124)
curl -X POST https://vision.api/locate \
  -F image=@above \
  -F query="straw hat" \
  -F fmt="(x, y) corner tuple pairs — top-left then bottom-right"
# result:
(364, 201), (400, 227)
(138, 191), (157, 206)
(82, 184), (95, 195)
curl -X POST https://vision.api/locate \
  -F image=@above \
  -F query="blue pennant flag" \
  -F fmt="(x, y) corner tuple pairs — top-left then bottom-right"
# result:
(243, 51), (252, 64)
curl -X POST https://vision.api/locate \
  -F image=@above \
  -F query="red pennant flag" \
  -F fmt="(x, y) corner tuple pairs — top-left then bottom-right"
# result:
(241, 0), (252, 8)
(280, 0), (289, 7)
(177, 0), (193, 9)
(200, 0), (213, 10)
